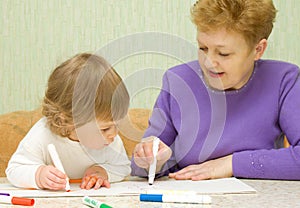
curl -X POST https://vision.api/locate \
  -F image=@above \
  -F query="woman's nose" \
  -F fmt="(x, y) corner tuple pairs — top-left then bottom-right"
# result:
(204, 53), (218, 69)
(198, 50), (218, 70)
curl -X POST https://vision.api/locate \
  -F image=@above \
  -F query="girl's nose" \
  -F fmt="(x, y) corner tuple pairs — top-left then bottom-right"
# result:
(101, 127), (117, 144)
(104, 136), (114, 145)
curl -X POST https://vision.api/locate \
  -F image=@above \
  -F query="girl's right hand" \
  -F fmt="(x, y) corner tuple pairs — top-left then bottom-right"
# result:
(35, 165), (68, 190)
(133, 136), (172, 171)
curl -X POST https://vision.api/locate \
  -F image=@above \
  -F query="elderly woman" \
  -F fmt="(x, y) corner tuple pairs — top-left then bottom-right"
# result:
(131, 0), (300, 180)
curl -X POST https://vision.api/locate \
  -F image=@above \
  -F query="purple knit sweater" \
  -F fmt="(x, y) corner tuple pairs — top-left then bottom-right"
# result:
(131, 59), (300, 180)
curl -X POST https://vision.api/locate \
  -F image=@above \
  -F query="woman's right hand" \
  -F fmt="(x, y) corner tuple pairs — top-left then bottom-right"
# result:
(133, 136), (172, 172)
(35, 165), (68, 190)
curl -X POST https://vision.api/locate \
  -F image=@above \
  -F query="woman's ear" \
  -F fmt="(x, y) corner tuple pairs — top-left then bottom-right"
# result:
(254, 39), (267, 60)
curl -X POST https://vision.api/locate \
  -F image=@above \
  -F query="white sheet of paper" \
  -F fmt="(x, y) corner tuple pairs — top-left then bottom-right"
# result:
(0, 177), (256, 197)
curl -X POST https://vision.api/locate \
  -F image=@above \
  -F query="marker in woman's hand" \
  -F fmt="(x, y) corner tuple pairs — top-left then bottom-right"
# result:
(148, 137), (160, 185)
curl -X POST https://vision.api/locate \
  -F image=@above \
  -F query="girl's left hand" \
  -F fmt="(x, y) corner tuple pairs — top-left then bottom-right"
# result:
(80, 165), (110, 190)
(169, 155), (233, 180)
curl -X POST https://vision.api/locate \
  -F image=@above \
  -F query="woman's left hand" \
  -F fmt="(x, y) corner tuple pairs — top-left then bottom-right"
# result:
(80, 165), (110, 190)
(169, 155), (233, 180)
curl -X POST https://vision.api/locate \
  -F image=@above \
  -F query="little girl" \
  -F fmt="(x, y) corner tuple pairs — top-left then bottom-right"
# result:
(6, 53), (131, 190)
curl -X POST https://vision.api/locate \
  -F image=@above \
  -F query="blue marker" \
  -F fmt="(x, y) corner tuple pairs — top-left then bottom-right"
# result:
(0, 193), (10, 196)
(140, 194), (212, 204)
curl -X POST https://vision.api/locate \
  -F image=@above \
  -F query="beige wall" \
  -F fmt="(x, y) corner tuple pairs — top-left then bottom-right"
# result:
(1, 0), (299, 114)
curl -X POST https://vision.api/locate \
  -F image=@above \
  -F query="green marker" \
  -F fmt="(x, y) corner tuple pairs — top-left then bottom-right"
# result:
(82, 196), (112, 208)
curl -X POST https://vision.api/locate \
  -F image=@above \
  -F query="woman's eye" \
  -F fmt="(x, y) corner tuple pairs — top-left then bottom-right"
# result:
(219, 53), (230, 57)
(199, 47), (207, 51)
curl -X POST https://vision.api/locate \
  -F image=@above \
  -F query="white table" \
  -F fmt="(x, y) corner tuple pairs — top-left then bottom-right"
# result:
(0, 177), (299, 207)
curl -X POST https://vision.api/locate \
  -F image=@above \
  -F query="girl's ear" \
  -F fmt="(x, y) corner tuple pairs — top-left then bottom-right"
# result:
(254, 39), (268, 60)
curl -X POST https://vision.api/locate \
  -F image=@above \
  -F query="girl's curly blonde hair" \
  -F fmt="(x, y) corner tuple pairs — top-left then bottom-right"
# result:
(42, 53), (129, 138)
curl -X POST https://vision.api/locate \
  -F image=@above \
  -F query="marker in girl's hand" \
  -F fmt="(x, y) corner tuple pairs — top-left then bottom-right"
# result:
(69, 179), (82, 184)
(47, 143), (71, 192)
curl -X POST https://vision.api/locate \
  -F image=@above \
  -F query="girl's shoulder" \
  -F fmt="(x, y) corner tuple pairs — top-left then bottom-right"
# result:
(21, 117), (57, 144)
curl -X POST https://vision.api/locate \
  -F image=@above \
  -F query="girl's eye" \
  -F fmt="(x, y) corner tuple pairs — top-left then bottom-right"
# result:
(199, 47), (208, 51)
(101, 127), (111, 132)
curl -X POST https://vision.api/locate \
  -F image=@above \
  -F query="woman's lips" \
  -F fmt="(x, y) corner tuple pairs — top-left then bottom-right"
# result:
(208, 70), (225, 78)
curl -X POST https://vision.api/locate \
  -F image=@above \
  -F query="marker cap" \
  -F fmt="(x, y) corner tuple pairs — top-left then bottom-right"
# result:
(140, 194), (163, 202)
(12, 196), (35, 206)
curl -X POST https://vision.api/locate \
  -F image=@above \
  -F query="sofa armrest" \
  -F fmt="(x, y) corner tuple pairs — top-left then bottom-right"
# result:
(118, 108), (151, 158)
(0, 109), (42, 177)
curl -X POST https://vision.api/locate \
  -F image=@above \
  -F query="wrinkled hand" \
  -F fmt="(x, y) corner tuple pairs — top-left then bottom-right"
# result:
(35, 165), (68, 190)
(169, 155), (233, 180)
(80, 165), (110, 190)
(133, 136), (172, 172)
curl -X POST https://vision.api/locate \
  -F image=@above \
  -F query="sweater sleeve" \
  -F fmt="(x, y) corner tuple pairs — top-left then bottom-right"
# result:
(5, 139), (44, 189)
(233, 68), (300, 180)
(99, 135), (131, 182)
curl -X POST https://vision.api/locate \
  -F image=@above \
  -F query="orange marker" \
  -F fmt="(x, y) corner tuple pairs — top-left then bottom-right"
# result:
(0, 195), (35, 206)
(69, 179), (82, 184)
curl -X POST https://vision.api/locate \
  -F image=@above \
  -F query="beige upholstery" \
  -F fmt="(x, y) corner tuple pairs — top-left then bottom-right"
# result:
(0, 108), (151, 177)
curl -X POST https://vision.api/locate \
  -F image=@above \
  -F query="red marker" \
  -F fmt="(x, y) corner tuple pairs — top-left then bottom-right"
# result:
(0, 195), (35, 206)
